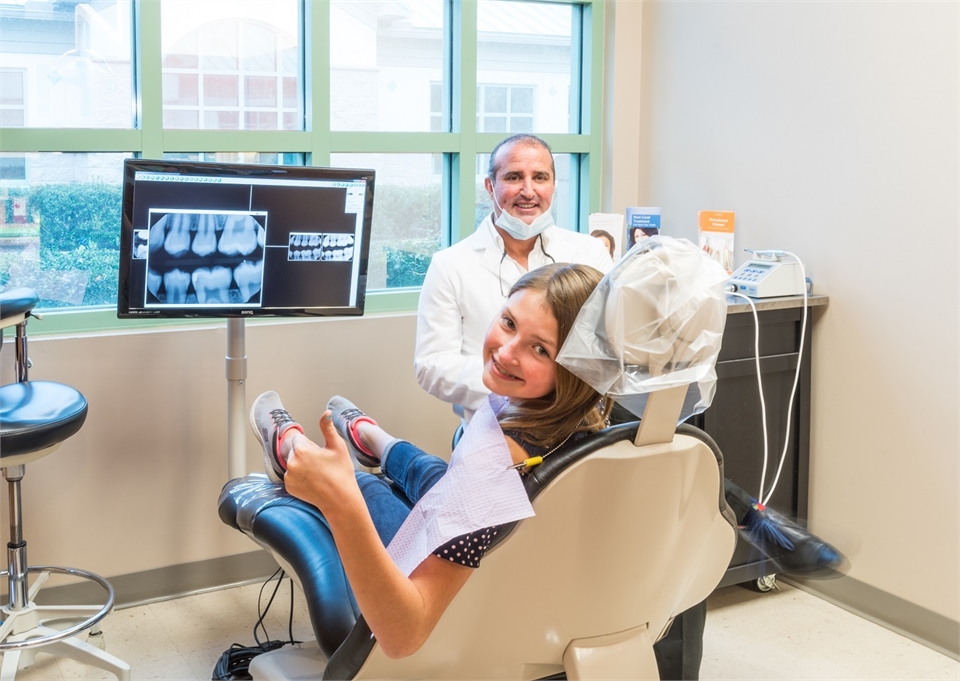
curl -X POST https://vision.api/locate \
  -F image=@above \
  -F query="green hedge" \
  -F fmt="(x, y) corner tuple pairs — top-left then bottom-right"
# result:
(29, 183), (121, 255)
(0, 183), (123, 307)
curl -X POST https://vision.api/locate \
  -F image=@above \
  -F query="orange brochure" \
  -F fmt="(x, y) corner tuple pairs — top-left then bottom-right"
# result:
(698, 210), (736, 274)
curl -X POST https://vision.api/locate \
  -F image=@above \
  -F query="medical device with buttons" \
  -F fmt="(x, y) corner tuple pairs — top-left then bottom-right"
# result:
(728, 250), (806, 298)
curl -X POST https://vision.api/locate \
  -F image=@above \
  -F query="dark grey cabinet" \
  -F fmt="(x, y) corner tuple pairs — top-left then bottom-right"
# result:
(690, 296), (828, 588)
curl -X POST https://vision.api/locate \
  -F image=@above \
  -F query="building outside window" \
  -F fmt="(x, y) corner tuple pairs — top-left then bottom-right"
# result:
(0, 0), (603, 326)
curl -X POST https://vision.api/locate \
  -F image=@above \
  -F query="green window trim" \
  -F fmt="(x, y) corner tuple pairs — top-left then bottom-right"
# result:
(0, 0), (605, 337)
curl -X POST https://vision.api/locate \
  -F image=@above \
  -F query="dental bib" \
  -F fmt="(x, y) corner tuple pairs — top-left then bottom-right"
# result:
(386, 395), (534, 577)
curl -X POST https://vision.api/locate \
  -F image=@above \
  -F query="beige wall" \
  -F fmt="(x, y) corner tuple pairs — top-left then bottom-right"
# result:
(0, 314), (458, 582)
(605, 1), (959, 621)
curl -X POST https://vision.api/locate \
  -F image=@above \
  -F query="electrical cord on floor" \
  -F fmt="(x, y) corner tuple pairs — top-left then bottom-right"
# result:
(212, 568), (301, 680)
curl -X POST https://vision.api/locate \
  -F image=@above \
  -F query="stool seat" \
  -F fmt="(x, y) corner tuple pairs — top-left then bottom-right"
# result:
(0, 288), (39, 329)
(0, 381), (88, 462)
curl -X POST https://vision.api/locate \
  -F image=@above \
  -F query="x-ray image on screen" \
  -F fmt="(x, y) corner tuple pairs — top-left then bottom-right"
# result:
(287, 232), (355, 262)
(144, 210), (266, 307)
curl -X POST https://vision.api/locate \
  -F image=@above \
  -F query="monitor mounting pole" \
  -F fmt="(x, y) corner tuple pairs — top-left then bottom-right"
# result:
(226, 318), (247, 480)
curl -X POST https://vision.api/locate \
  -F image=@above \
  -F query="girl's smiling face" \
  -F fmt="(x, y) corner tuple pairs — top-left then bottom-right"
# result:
(482, 289), (558, 400)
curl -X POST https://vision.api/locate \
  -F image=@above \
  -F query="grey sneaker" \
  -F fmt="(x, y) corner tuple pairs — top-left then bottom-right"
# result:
(327, 395), (381, 471)
(250, 391), (302, 483)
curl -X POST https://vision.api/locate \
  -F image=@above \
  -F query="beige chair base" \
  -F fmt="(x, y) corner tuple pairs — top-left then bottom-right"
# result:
(563, 625), (660, 681)
(249, 642), (326, 680)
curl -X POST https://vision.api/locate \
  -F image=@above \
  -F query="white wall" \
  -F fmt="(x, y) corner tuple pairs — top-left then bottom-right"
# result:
(606, 0), (959, 621)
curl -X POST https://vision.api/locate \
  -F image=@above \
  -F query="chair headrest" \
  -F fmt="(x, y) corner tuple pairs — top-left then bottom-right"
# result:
(557, 236), (729, 422)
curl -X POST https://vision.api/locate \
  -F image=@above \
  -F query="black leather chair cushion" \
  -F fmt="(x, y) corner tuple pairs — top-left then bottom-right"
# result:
(0, 381), (88, 459)
(218, 477), (361, 658)
(0, 288), (39, 323)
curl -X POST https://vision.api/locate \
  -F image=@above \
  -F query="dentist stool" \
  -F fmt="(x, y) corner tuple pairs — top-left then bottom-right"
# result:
(218, 384), (737, 681)
(0, 288), (130, 680)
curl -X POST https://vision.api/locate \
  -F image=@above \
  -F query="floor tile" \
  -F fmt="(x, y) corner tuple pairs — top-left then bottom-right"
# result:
(5, 579), (957, 680)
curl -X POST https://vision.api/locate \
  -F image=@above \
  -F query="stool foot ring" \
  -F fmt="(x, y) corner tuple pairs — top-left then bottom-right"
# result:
(0, 565), (130, 680)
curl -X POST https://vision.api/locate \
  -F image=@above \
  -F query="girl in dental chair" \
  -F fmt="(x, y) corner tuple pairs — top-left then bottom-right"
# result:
(249, 262), (610, 660)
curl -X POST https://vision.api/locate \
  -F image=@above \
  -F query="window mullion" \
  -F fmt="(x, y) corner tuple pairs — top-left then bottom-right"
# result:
(137, 0), (164, 158)
(583, 0), (603, 221)
(453, 0), (478, 243)
(305, 0), (330, 166)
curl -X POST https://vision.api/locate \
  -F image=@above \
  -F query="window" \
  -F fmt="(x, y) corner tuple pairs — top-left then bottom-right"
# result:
(0, 0), (604, 326)
(330, 0), (446, 133)
(161, 3), (301, 130)
(477, 0), (577, 134)
(0, 70), (25, 127)
(477, 84), (535, 133)
(0, 0), (134, 128)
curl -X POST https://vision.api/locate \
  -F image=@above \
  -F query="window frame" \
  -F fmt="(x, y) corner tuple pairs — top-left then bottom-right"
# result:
(0, 0), (605, 336)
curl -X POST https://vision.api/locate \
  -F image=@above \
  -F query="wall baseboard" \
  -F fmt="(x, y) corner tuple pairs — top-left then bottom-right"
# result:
(786, 575), (959, 661)
(16, 552), (959, 664)
(26, 550), (279, 610)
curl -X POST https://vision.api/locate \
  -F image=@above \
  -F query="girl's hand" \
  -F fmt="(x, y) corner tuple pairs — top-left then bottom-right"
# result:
(283, 410), (364, 515)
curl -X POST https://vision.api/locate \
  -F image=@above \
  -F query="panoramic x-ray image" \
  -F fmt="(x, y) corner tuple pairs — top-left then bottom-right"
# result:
(145, 211), (266, 306)
(288, 232), (355, 262)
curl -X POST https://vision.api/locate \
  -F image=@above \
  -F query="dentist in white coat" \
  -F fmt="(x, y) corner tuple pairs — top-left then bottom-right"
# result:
(414, 134), (613, 423)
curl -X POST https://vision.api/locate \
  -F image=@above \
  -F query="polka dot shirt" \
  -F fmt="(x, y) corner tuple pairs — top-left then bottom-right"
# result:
(431, 525), (502, 568)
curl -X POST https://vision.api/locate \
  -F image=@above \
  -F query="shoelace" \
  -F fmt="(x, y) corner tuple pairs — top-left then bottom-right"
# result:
(338, 407), (367, 426)
(269, 408), (296, 429)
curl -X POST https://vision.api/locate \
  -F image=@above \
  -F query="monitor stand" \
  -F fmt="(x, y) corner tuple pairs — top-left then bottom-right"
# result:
(226, 318), (247, 479)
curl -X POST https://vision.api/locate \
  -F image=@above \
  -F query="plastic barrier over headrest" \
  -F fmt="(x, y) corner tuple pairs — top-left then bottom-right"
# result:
(557, 236), (729, 422)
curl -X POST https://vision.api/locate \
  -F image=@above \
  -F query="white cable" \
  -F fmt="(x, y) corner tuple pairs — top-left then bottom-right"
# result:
(727, 290), (769, 502)
(760, 252), (808, 507)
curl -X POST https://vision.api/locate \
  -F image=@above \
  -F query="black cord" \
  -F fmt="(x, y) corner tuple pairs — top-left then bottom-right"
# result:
(253, 568), (284, 647)
(211, 569), (302, 680)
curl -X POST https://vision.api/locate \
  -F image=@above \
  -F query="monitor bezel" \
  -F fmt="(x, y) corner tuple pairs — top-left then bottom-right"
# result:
(118, 158), (375, 319)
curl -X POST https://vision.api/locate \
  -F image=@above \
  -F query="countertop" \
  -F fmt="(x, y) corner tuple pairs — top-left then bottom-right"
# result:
(725, 293), (829, 315)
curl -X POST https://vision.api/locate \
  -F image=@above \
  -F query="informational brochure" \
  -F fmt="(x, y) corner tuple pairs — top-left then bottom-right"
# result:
(588, 213), (624, 259)
(698, 210), (736, 274)
(625, 207), (661, 252)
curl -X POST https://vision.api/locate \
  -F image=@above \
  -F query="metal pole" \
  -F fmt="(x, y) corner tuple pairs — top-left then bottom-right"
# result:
(5, 466), (27, 611)
(226, 319), (247, 480)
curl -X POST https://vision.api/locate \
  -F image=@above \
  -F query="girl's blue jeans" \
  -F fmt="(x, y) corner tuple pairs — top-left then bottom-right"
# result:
(354, 441), (448, 546)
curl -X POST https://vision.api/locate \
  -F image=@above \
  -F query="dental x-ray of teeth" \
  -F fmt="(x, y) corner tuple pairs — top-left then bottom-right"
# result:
(287, 232), (355, 262)
(145, 210), (266, 306)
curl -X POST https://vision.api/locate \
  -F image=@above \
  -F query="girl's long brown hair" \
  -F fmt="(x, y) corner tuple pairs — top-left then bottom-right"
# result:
(496, 263), (613, 448)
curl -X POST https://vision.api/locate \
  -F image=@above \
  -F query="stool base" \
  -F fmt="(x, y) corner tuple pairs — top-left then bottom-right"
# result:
(0, 567), (130, 681)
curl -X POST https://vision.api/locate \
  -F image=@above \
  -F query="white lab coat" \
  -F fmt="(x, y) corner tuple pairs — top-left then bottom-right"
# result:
(414, 214), (613, 422)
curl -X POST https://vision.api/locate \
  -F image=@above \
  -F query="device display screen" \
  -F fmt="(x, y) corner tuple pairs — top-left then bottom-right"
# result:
(118, 159), (374, 319)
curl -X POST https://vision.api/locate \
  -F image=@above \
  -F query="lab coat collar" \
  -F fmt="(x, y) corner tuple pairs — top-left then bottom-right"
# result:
(477, 213), (557, 275)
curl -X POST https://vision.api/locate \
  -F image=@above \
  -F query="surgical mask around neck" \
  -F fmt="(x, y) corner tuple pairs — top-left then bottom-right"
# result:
(492, 193), (556, 241)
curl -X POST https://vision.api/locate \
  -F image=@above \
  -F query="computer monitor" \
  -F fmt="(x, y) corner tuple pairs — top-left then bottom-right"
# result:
(117, 159), (374, 319)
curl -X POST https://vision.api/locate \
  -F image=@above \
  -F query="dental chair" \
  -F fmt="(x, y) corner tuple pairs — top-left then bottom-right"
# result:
(218, 384), (736, 681)
(0, 288), (130, 680)
(218, 236), (736, 680)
